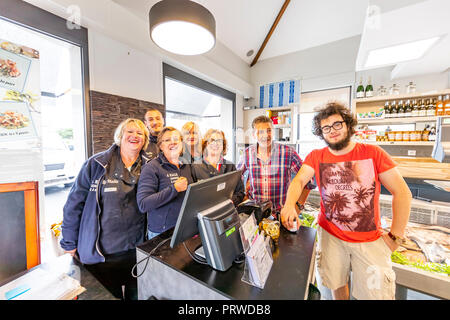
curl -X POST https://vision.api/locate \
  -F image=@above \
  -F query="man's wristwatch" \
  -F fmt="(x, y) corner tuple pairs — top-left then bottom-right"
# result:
(296, 202), (304, 211)
(387, 231), (405, 245)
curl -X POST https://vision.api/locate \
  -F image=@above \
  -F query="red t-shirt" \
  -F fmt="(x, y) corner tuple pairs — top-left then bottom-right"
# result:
(303, 143), (396, 243)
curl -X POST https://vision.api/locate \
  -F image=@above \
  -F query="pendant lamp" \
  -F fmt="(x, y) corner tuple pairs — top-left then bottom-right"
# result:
(149, 0), (216, 55)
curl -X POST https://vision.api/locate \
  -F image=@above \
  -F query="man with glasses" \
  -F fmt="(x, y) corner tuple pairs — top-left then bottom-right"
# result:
(144, 108), (165, 159)
(280, 102), (412, 300)
(237, 115), (314, 217)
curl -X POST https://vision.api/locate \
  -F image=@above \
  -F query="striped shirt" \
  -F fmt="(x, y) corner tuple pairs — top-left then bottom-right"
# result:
(237, 143), (304, 213)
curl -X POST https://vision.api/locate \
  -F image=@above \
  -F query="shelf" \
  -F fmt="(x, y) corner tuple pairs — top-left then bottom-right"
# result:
(243, 105), (295, 111)
(273, 124), (291, 128)
(364, 141), (434, 146)
(354, 89), (450, 104)
(357, 116), (437, 124)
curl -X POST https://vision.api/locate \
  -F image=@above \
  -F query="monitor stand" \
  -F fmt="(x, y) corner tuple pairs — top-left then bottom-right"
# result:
(194, 246), (206, 260)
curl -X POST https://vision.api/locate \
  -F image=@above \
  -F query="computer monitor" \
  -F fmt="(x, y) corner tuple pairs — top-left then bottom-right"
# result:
(170, 170), (241, 248)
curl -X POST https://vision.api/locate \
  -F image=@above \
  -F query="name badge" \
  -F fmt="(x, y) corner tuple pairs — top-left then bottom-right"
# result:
(104, 187), (117, 193)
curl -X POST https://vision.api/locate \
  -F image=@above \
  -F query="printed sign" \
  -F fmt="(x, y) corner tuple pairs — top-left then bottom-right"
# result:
(0, 101), (37, 142)
(0, 48), (32, 93)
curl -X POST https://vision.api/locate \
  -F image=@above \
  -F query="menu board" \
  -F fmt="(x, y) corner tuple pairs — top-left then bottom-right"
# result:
(0, 40), (40, 149)
(0, 101), (37, 142)
(0, 47), (32, 93)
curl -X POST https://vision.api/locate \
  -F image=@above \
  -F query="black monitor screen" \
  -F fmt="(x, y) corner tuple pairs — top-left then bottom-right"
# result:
(170, 170), (241, 248)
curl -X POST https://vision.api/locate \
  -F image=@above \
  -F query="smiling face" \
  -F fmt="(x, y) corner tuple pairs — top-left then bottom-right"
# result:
(144, 110), (164, 136)
(183, 128), (200, 147)
(160, 130), (183, 160)
(253, 121), (273, 149)
(320, 114), (351, 151)
(205, 132), (224, 157)
(120, 123), (146, 153)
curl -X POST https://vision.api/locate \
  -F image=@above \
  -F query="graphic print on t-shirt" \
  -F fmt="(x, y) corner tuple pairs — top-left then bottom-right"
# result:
(319, 159), (376, 232)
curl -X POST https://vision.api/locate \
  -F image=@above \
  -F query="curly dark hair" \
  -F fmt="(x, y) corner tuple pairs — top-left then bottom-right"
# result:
(312, 102), (357, 139)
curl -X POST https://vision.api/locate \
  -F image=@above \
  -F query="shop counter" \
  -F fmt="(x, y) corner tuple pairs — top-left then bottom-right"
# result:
(0, 254), (117, 300)
(136, 226), (317, 300)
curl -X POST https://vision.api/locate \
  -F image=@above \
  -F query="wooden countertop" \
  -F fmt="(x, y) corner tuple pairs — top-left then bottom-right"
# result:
(393, 157), (450, 181)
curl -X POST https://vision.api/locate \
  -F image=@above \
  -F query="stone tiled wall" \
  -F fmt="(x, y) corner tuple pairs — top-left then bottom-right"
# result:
(90, 90), (165, 154)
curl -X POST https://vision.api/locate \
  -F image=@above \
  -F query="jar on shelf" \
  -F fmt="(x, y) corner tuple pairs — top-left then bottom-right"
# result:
(395, 131), (403, 141)
(377, 86), (387, 96)
(389, 84), (400, 95)
(444, 94), (450, 115)
(422, 128), (430, 141)
(406, 81), (416, 94)
(415, 131), (422, 141)
(387, 131), (396, 141)
(402, 131), (410, 142)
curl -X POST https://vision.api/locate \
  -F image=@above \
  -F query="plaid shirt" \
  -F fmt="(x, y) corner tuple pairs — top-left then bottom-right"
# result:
(237, 143), (304, 213)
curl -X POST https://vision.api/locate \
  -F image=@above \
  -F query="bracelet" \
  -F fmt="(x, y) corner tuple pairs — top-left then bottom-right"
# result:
(296, 202), (304, 211)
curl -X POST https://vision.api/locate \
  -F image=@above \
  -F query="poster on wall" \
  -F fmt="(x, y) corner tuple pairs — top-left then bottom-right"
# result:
(0, 40), (40, 149)
(0, 47), (32, 93)
(0, 101), (37, 142)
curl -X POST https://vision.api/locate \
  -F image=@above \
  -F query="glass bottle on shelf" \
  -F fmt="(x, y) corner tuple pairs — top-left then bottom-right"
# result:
(428, 126), (436, 141)
(384, 101), (391, 118)
(411, 99), (419, 117)
(404, 99), (412, 117)
(391, 101), (398, 118)
(444, 94), (450, 115)
(365, 77), (374, 98)
(356, 77), (365, 98)
(427, 99), (436, 117)
(422, 125), (430, 141)
(435, 95), (444, 116)
(397, 100), (405, 117)
(406, 81), (416, 94)
(419, 99), (427, 117)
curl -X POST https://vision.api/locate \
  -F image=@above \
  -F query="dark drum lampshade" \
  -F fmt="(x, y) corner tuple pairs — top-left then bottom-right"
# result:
(149, 0), (216, 55)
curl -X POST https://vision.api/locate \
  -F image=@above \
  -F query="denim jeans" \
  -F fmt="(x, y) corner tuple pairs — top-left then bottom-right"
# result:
(147, 230), (161, 240)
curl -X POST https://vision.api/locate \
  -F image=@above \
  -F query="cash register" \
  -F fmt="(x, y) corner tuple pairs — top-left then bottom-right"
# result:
(170, 171), (244, 271)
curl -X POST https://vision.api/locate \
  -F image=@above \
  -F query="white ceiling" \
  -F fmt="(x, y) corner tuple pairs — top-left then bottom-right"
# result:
(356, 0), (450, 79)
(112, 0), (449, 78)
(112, 0), (368, 64)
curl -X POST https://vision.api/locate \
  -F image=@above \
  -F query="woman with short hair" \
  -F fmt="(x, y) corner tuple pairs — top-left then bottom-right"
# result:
(137, 127), (194, 240)
(191, 128), (245, 206)
(60, 118), (150, 300)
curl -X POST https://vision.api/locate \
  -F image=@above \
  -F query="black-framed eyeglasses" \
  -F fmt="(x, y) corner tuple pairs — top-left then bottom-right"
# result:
(321, 121), (345, 134)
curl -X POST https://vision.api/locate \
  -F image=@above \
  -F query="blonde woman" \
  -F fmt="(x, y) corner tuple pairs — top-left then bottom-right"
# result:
(191, 128), (244, 206)
(181, 121), (202, 164)
(60, 118), (151, 300)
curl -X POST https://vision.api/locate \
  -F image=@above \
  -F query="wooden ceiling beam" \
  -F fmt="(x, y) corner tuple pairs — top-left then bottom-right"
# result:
(250, 0), (291, 67)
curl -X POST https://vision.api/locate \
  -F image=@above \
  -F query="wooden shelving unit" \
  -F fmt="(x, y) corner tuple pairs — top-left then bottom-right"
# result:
(354, 89), (450, 104)
(243, 104), (298, 144)
(357, 116), (437, 125)
(364, 141), (434, 146)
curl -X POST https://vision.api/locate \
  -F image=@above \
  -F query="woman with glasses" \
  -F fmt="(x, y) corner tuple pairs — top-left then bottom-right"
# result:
(191, 129), (245, 206)
(137, 127), (194, 240)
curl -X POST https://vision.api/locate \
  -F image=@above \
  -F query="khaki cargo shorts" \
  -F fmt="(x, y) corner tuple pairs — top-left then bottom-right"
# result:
(315, 226), (396, 300)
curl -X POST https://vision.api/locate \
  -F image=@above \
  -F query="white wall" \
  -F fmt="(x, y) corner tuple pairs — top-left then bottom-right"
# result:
(250, 36), (362, 98)
(25, 0), (254, 101)
(88, 30), (163, 103)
